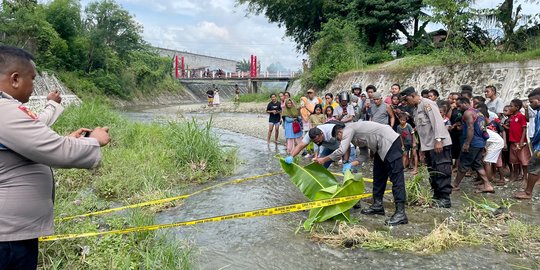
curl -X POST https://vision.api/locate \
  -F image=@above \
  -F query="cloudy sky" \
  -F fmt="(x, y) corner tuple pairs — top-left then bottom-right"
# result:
(84, 0), (304, 71)
(73, 0), (538, 71)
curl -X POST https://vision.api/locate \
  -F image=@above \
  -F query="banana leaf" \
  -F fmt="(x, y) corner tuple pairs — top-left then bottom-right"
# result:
(279, 159), (338, 200)
(279, 159), (365, 231)
(303, 170), (365, 230)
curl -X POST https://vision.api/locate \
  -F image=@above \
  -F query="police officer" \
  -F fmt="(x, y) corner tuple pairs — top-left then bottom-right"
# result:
(0, 45), (110, 269)
(400, 87), (453, 208)
(315, 121), (408, 226)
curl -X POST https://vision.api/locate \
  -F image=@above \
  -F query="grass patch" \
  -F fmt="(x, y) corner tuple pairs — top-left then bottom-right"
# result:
(311, 219), (477, 253)
(349, 48), (540, 74)
(405, 165), (432, 207)
(39, 100), (237, 269)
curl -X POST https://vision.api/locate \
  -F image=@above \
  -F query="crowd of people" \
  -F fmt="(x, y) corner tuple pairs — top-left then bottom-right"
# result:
(269, 83), (540, 208)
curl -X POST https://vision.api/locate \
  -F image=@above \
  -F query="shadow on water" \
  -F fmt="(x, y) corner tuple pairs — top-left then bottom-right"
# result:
(122, 109), (538, 269)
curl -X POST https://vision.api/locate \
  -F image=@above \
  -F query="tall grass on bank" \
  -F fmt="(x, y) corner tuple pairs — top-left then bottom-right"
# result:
(39, 100), (236, 269)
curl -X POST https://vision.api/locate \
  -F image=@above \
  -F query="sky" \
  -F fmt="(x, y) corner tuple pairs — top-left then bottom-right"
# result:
(87, 0), (305, 71)
(46, 0), (539, 72)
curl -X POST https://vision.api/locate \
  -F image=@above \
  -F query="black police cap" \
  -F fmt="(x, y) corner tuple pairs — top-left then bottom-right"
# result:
(399, 87), (416, 98)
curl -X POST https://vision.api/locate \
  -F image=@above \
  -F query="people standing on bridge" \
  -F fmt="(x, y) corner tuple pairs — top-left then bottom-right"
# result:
(206, 88), (214, 107)
(282, 98), (303, 154)
(213, 87), (220, 106)
(314, 121), (408, 226)
(267, 93), (282, 144)
(400, 87), (453, 208)
(0, 45), (111, 269)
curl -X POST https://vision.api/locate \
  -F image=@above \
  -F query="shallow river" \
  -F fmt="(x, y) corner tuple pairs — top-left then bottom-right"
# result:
(123, 108), (539, 270)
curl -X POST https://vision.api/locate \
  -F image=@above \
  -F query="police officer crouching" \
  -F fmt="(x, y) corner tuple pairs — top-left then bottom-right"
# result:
(315, 121), (408, 226)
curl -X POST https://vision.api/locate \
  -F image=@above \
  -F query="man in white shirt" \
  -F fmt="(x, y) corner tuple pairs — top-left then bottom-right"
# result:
(484, 85), (504, 119)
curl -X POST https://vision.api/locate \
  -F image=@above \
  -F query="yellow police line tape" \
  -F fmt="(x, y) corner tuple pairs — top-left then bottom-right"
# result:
(56, 171), (377, 222)
(40, 190), (391, 242)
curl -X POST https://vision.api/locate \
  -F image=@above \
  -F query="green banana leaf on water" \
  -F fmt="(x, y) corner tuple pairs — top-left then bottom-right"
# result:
(279, 159), (365, 231)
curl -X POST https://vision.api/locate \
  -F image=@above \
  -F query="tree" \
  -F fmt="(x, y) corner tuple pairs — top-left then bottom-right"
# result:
(423, 0), (475, 48)
(266, 62), (286, 73)
(84, 0), (144, 72)
(236, 59), (250, 72)
(237, 0), (326, 53)
(477, 0), (539, 50)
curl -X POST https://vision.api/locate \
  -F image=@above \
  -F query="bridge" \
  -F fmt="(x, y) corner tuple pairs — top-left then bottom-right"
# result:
(178, 71), (298, 93)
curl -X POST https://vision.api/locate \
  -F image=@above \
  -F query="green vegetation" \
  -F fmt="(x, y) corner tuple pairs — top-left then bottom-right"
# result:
(406, 166), (434, 207)
(39, 101), (237, 269)
(0, 0), (182, 100)
(279, 161), (365, 231)
(240, 0), (540, 88)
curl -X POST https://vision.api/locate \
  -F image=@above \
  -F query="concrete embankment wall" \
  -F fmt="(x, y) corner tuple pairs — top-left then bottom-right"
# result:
(27, 72), (81, 113)
(180, 80), (250, 101)
(325, 60), (540, 102)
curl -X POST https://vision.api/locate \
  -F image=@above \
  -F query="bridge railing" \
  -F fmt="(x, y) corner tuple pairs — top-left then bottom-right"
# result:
(178, 70), (298, 79)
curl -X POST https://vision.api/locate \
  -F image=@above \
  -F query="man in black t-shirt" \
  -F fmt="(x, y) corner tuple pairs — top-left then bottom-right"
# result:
(267, 93), (282, 144)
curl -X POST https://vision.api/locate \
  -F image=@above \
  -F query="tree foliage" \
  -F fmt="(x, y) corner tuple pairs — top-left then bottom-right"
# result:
(0, 0), (180, 99)
(239, 0), (540, 87)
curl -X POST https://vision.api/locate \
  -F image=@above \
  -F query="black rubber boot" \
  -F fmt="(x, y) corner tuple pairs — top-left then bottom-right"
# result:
(433, 197), (451, 208)
(385, 202), (408, 226)
(360, 198), (385, 215)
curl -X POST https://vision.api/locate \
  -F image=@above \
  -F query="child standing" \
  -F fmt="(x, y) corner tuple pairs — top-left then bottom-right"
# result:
(309, 104), (326, 158)
(508, 99), (531, 183)
(324, 106), (336, 122)
(396, 113), (418, 174)
(266, 93), (282, 144)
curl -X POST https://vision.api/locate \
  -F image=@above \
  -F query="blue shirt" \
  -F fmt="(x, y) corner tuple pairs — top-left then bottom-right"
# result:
(532, 108), (540, 151)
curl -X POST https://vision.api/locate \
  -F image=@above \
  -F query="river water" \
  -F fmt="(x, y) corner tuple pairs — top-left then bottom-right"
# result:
(123, 108), (538, 270)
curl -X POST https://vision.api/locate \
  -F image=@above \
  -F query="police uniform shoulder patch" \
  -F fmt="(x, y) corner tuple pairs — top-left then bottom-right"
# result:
(424, 103), (432, 112)
(18, 105), (38, 120)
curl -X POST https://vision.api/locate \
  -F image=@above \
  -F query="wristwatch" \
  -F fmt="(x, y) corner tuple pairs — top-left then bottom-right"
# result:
(435, 138), (442, 142)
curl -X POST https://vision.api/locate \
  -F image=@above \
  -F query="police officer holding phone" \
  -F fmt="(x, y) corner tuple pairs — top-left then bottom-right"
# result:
(0, 45), (110, 269)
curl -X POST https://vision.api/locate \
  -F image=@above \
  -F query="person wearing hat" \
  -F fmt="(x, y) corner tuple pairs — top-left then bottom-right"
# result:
(333, 91), (355, 123)
(400, 87), (453, 208)
(370, 92), (395, 127)
(351, 83), (364, 121)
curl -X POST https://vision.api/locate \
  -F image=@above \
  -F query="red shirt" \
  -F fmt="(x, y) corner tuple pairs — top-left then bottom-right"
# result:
(509, 112), (527, 143)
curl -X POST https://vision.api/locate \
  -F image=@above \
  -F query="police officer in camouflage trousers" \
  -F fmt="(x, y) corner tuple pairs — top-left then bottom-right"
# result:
(400, 87), (453, 208)
(0, 45), (110, 270)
